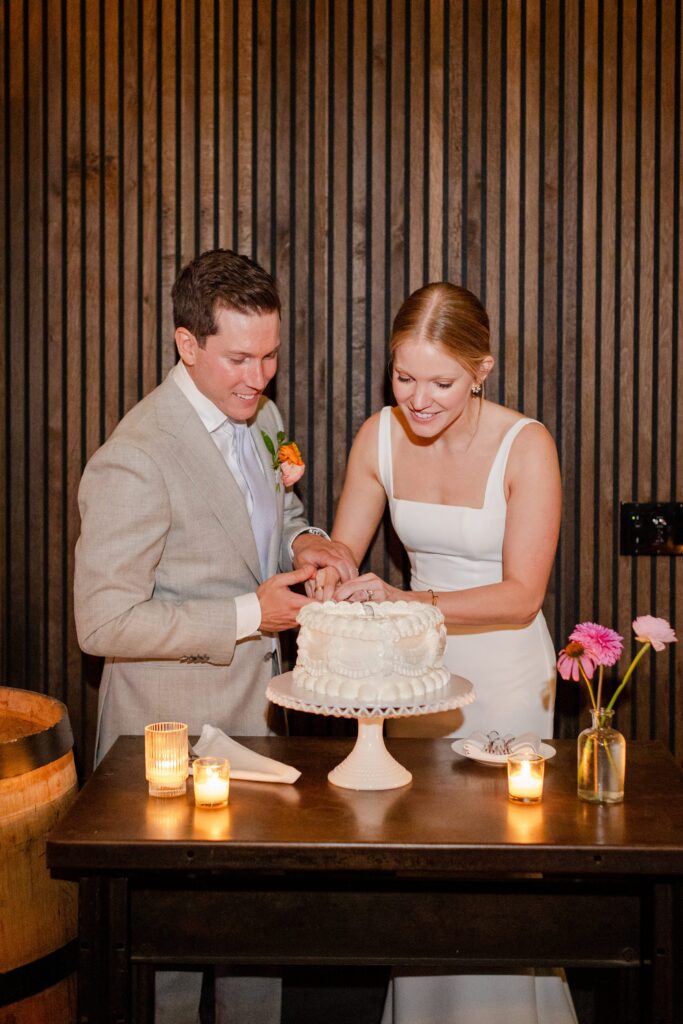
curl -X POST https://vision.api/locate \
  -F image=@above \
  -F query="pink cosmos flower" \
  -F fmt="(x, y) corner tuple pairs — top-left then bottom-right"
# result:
(280, 460), (305, 487)
(557, 641), (597, 681)
(569, 622), (623, 666)
(632, 615), (677, 652)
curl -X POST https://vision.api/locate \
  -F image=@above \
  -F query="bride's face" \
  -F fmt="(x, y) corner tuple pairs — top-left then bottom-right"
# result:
(391, 337), (480, 436)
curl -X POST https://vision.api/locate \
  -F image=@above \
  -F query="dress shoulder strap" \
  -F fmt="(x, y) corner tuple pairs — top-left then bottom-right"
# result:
(376, 406), (395, 499)
(483, 417), (538, 506)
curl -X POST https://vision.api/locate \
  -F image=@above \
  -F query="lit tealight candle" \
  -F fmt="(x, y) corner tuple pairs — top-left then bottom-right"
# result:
(194, 756), (230, 809)
(145, 722), (189, 798)
(507, 752), (545, 804)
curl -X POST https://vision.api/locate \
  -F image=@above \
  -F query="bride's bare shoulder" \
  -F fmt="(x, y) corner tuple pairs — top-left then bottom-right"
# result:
(481, 401), (546, 437)
(354, 410), (383, 443)
(347, 411), (384, 465)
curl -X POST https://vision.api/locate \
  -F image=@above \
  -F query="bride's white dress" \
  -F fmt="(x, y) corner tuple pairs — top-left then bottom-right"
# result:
(377, 406), (577, 1024)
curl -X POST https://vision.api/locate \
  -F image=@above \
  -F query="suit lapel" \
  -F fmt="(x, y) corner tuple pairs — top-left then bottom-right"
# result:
(154, 376), (263, 583)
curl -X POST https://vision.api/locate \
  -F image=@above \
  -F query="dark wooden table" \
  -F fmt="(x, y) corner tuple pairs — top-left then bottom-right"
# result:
(47, 737), (683, 1024)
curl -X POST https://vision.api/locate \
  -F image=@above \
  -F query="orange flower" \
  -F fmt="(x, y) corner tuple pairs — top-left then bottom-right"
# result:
(277, 442), (303, 467)
(261, 430), (305, 490)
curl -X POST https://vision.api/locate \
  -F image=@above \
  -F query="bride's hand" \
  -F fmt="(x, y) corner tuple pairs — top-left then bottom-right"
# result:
(305, 566), (341, 602)
(333, 572), (402, 603)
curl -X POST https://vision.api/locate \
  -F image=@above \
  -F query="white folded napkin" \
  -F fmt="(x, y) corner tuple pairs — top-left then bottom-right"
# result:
(192, 725), (301, 784)
(462, 731), (541, 760)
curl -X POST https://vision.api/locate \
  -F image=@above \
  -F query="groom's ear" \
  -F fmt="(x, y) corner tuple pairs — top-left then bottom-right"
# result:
(175, 327), (199, 365)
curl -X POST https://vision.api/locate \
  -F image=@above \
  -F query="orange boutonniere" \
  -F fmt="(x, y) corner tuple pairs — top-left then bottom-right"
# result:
(261, 430), (305, 490)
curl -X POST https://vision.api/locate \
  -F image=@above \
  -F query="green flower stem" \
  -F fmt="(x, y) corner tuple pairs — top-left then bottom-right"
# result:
(605, 641), (651, 713)
(578, 660), (597, 710)
(595, 665), (604, 715)
(578, 725), (618, 794)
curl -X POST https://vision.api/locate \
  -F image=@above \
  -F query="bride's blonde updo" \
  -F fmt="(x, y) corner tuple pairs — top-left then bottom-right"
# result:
(390, 282), (491, 380)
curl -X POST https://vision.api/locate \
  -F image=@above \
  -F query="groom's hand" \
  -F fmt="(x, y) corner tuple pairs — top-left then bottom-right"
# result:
(292, 535), (358, 584)
(256, 566), (316, 632)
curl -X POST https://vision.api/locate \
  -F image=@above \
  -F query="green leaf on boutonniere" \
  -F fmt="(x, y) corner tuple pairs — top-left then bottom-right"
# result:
(261, 429), (282, 491)
(261, 430), (276, 456)
(276, 430), (286, 445)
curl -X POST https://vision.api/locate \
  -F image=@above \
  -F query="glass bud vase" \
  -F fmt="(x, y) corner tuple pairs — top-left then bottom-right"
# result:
(577, 708), (626, 804)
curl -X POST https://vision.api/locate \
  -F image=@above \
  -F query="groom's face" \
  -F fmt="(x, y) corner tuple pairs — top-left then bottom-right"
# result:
(177, 306), (281, 421)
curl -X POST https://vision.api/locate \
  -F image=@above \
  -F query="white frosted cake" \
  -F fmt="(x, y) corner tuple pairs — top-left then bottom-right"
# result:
(293, 600), (450, 703)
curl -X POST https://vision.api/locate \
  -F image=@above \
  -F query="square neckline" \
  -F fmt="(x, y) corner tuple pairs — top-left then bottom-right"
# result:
(381, 407), (534, 511)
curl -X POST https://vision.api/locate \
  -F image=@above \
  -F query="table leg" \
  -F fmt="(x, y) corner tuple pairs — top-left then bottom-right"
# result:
(132, 965), (155, 1024)
(77, 876), (132, 1024)
(78, 877), (106, 1023)
(108, 877), (132, 1023)
(652, 882), (675, 1024)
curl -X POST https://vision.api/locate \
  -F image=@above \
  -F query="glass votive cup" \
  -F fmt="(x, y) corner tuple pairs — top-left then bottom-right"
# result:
(144, 722), (189, 798)
(507, 752), (545, 804)
(193, 756), (230, 809)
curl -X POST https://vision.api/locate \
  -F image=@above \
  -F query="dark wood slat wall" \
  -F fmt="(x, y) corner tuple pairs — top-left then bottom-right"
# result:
(1, 0), (681, 772)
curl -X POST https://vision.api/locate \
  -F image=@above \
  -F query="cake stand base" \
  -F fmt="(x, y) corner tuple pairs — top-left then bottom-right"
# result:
(266, 672), (475, 792)
(326, 718), (412, 790)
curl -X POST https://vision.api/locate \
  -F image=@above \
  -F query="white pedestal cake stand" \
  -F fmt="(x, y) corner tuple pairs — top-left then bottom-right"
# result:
(266, 671), (475, 791)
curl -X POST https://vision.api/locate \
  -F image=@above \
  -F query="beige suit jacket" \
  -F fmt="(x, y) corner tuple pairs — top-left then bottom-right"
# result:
(74, 372), (310, 764)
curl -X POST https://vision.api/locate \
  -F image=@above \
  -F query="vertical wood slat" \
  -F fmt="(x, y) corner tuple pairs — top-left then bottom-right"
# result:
(6, 0), (26, 692)
(45, 0), (66, 712)
(27, 0), (46, 699)
(1, 0), (682, 772)
(64, 0), (85, 759)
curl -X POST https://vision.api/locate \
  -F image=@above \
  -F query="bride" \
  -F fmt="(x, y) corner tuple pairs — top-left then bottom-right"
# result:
(323, 282), (577, 1023)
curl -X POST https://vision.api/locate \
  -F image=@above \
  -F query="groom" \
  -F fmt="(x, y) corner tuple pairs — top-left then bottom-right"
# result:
(74, 247), (364, 1024)
(75, 247), (356, 768)
(74, 246), (388, 1024)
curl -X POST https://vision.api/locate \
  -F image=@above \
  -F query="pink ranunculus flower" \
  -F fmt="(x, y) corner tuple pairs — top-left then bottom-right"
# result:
(570, 622), (623, 666)
(557, 642), (597, 681)
(280, 460), (305, 487)
(632, 615), (677, 652)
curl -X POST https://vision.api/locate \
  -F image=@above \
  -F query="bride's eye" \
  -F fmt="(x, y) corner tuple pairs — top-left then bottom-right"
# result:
(435, 381), (453, 390)
(396, 374), (412, 384)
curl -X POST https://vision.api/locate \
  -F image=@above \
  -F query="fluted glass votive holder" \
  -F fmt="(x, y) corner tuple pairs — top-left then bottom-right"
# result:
(193, 756), (230, 808)
(144, 722), (189, 797)
(507, 752), (545, 804)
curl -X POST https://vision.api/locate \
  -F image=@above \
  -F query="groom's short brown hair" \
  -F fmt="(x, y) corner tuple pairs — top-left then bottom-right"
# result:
(172, 248), (280, 346)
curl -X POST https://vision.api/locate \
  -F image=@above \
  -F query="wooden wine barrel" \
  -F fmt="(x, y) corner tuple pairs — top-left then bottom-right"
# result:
(0, 687), (78, 1023)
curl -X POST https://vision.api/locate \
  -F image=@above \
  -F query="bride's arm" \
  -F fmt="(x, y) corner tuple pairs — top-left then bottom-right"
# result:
(335, 421), (562, 624)
(308, 415), (388, 601)
(331, 413), (388, 564)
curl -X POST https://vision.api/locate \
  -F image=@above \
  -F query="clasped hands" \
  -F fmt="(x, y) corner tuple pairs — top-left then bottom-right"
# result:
(306, 566), (402, 604)
(257, 534), (399, 634)
(291, 532), (400, 604)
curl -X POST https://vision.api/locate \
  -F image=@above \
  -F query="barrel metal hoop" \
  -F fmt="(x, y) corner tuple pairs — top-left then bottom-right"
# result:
(0, 938), (78, 1007)
(0, 714), (74, 779)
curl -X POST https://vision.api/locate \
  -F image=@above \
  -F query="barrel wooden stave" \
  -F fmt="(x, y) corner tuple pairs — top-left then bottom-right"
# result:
(0, 688), (78, 1022)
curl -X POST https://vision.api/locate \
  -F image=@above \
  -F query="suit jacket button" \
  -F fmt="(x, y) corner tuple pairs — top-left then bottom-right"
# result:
(263, 651), (274, 662)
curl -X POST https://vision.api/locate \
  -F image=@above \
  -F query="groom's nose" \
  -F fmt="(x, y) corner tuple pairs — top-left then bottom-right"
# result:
(244, 360), (268, 390)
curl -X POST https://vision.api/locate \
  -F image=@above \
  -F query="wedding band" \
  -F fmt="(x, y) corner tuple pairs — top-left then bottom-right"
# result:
(366, 589), (373, 600)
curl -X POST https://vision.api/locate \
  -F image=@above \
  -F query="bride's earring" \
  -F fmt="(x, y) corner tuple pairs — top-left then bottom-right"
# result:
(471, 382), (483, 396)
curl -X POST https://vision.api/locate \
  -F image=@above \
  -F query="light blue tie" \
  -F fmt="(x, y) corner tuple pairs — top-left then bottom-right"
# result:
(232, 423), (277, 579)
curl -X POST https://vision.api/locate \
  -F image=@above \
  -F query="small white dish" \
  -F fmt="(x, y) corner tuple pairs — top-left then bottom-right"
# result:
(451, 738), (556, 766)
